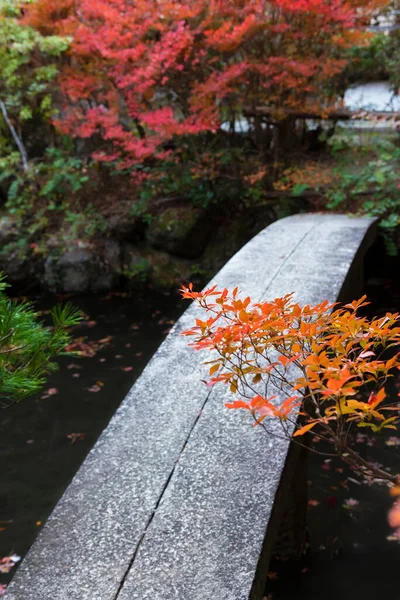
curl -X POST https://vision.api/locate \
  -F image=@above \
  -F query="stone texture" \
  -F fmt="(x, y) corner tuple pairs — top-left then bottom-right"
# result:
(44, 240), (121, 293)
(6, 214), (376, 600)
(122, 245), (192, 288)
(108, 212), (144, 241)
(146, 206), (211, 258)
(0, 217), (37, 284)
(201, 204), (278, 278)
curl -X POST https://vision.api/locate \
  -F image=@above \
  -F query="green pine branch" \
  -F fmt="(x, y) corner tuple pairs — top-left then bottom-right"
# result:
(0, 274), (82, 408)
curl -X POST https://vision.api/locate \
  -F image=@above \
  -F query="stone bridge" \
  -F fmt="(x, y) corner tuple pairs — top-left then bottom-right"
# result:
(6, 213), (376, 600)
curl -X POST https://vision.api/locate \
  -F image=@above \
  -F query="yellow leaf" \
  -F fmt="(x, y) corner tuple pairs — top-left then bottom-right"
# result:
(230, 379), (238, 393)
(209, 364), (219, 376)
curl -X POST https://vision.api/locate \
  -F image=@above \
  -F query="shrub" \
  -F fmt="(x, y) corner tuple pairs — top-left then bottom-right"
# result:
(182, 284), (400, 483)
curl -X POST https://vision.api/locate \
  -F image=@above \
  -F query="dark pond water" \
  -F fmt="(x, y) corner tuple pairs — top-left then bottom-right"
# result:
(265, 243), (400, 600)
(0, 287), (185, 590)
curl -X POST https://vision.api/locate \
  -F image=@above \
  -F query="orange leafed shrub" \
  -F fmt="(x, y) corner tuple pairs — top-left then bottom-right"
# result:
(182, 284), (400, 483)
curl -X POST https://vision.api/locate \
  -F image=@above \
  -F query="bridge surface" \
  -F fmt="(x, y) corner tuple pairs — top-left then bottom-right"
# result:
(6, 213), (376, 600)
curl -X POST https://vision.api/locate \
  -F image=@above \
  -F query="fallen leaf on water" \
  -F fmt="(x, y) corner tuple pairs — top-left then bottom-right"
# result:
(88, 385), (101, 393)
(345, 497), (359, 506)
(65, 336), (112, 358)
(47, 388), (58, 396)
(66, 433), (86, 444)
(122, 366), (133, 372)
(308, 499), (320, 507)
(386, 437), (400, 447)
(84, 320), (97, 327)
(267, 572), (278, 580)
(327, 496), (337, 508)
(0, 555), (21, 574)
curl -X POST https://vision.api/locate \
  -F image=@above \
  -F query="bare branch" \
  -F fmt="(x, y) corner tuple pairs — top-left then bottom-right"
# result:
(0, 99), (29, 172)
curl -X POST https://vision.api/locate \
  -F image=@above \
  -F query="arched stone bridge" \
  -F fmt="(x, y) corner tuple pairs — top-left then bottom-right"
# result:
(6, 213), (376, 600)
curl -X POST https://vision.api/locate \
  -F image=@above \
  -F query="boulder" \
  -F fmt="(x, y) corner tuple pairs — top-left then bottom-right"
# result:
(146, 206), (211, 258)
(0, 216), (17, 243)
(201, 205), (277, 277)
(146, 250), (192, 289)
(122, 245), (192, 290)
(107, 211), (145, 242)
(121, 245), (152, 285)
(0, 240), (34, 284)
(44, 239), (121, 293)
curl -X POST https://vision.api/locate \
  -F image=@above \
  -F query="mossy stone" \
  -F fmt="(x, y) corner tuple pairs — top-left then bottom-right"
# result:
(146, 206), (211, 258)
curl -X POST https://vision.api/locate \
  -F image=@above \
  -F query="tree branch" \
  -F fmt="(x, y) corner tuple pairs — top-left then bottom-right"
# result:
(0, 99), (29, 172)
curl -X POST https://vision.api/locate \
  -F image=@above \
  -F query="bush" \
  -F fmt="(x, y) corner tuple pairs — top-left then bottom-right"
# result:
(182, 284), (400, 484)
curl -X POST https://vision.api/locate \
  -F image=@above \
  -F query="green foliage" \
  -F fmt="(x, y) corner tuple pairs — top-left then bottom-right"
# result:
(344, 33), (391, 84)
(4, 146), (89, 208)
(129, 136), (263, 211)
(0, 0), (69, 118)
(1, 145), (108, 256)
(326, 137), (400, 255)
(0, 273), (82, 407)
(119, 258), (150, 282)
(0, 0), (70, 178)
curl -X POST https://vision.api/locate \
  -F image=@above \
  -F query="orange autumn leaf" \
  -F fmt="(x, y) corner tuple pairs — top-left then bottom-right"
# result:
(293, 421), (319, 437)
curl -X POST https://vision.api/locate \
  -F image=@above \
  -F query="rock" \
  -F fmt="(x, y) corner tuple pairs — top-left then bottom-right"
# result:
(121, 245), (152, 285)
(44, 239), (121, 293)
(122, 245), (192, 290)
(44, 246), (92, 293)
(146, 206), (211, 258)
(0, 239), (34, 284)
(0, 216), (17, 242)
(93, 239), (121, 293)
(201, 205), (277, 277)
(146, 250), (192, 289)
(108, 212), (145, 242)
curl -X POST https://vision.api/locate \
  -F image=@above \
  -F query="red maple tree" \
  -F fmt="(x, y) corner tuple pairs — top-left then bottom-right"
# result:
(22, 0), (388, 174)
